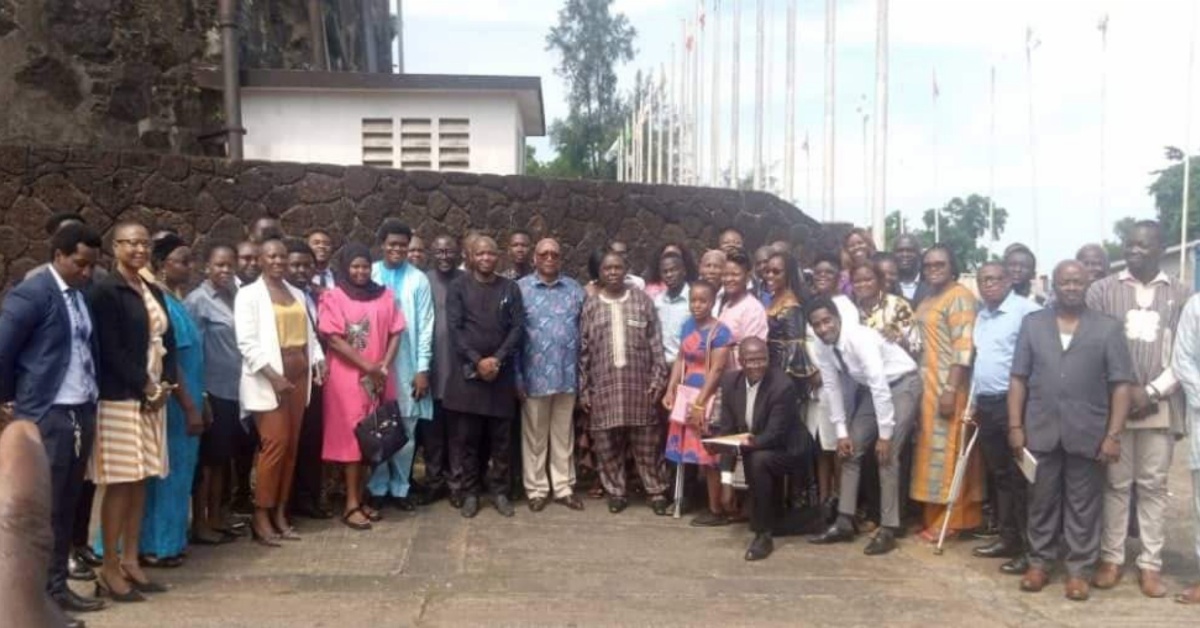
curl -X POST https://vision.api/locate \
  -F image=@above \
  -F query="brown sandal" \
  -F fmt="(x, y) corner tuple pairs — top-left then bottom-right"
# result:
(342, 507), (372, 531)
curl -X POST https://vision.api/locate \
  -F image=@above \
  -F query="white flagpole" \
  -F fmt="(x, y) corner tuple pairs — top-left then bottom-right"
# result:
(785, 0), (796, 202)
(658, 66), (667, 184)
(670, 45), (678, 185)
(871, 0), (888, 251)
(617, 126), (625, 182)
(932, 68), (940, 242)
(731, 0), (741, 186)
(693, 11), (702, 185)
(711, 0), (722, 186)
(754, 0), (765, 190)
(1026, 27), (1040, 254)
(766, 0), (775, 193)
(683, 18), (693, 185)
(858, 96), (870, 224)
(1181, 3), (1197, 281)
(804, 130), (812, 210)
(649, 74), (657, 184)
(988, 64), (996, 257)
(822, 0), (836, 221)
(1099, 14), (1109, 235)
(698, 0), (707, 185)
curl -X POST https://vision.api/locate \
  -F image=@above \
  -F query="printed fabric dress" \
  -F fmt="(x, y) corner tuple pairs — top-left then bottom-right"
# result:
(664, 319), (735, 466)
(911, 282), (984, 532)
(319, 286), (406, 463)
(139, 292), (204, 558)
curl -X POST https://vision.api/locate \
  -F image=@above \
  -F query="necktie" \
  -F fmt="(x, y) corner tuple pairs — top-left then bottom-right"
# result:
(833, 346), (850, 375)
(65, 289), (97, 398)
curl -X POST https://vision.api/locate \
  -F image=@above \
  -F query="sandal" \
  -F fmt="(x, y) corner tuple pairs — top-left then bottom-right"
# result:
(1176, 584), (1200, 605)
(139, 555), (184, 569)
(917, 527), (957, 544)
(362, 505), (383, 522)
(342, 507), (372, 531)
(588, 485), (606, 499)
(191, 530), (234, 546)
(276, 527), (302, 541)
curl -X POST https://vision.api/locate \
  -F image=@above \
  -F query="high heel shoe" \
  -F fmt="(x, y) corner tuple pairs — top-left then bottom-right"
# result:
(94, 572), (146, 603)
(120, 565), (169, 594)
(251, 526), (282, 548)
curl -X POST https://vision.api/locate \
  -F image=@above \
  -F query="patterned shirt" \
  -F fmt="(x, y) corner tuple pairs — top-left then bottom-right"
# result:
(516, 274), (586, 397)
(860, 293), (916, 350)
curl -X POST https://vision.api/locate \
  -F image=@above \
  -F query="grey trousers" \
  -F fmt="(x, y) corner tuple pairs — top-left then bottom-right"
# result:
(836, 372), (921, 529)
(1192, 470), (1200, 573)
(1027, 446), (1105, 578)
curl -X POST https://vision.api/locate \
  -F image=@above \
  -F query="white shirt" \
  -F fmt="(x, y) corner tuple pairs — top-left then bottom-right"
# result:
(812, 323), (917, 439)
(745, 378), (761, 431)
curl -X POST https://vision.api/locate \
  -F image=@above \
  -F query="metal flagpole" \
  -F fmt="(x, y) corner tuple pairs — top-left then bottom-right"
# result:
(784, 0), (796, 202)
(693, 11), (702, 185)
(670, 46), (678, 184)
(649, 72), (657, 184)
(754, 0), (765, 190)
(711, 0), (722, 186)
(871, 0), (888, 251)
(988, 64), (996, 259)
(698, 0), (707, 185)
(658, 65), (667, 184)
(858, 95), (870, 225)
(804, 130), (812, 210)
(731, 0), (741, 186)
(932, 68), (940, 243)
(617, 126), (625, 182)
(684, 18), (694, 185)
(822, 0), (836, 221)
(1026, 26), (1041, 254)
(1181, 3), (1197, 282)
(1098, 14), (1109, 236)
(766, 0), (775, 193)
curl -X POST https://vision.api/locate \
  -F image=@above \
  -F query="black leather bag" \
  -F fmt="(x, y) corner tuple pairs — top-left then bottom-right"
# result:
(354, 400), (409, 467)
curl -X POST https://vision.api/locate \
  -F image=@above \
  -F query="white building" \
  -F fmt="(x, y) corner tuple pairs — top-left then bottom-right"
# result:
(201, 70), (545, 176)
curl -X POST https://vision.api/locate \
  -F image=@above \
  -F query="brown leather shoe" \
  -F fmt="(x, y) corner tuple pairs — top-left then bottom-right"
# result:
(1139, 569), (1168, 598)
(1091, 561), (1122, 589)
(1020, 567), (1049, 593)
(1065, 577), (1090, 601)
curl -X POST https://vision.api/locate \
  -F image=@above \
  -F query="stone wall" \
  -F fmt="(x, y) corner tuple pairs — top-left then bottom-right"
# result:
(0, 145), (823, 288)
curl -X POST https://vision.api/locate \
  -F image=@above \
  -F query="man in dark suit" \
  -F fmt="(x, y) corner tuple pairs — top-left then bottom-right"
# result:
(1008, 260), (1135, 602)
(712, 337), (811, 561)
(0, 223), (107, 626)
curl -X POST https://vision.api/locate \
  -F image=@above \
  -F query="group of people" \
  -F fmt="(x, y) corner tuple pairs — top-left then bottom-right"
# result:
(3, 210), (1200, 628)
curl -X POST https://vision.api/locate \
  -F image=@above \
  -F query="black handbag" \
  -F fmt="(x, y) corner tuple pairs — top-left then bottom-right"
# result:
(354, 399), (409, 467)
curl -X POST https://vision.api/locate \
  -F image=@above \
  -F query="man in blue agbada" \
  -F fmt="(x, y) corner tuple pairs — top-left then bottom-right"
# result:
(370, 219), (435, 510)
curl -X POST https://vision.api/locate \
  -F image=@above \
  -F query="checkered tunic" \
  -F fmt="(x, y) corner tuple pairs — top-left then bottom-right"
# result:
(578, 289), (668, 430)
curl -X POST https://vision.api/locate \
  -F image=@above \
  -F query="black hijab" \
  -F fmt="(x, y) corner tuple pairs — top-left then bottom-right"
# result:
(336, 243), (386, 302)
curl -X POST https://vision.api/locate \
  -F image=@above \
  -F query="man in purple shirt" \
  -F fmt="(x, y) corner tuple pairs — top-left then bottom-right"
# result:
(516, 238), (586, 511)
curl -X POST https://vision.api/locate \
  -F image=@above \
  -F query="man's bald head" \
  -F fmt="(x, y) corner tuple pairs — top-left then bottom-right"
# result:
(1052, 260), (1088, 311)
(739, 337), (770, 383)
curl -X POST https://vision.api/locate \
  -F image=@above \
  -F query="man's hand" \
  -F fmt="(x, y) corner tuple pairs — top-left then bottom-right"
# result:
(875, 438), (892, 466)
(412, 372), (430, 400)
(516, 385), (527, 402)
(662, 385), (677, 411)
(739, 434), (754, 449)
(1007, 426), (1025, 459)
(477, 357), (500, 376)
(185, 406), (205, 437)
(837, 437), (853, 459)
(1130, 386), (1150, 413)
(1099, 435), (1121, 464)
(938, 389), (957, 418)
(0, 421), (57, 627)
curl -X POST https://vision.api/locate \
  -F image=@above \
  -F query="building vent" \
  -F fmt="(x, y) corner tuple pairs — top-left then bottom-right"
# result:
(437, 118), (470, 171)
(361, 118), (394, 167)
(399, 118), (434, 170)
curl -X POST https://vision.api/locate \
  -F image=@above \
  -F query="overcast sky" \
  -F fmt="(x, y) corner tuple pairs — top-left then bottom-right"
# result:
(402, 0), (1198, 268)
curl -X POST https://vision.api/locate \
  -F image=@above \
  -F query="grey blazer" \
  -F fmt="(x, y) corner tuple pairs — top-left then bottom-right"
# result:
(1010, 308), (1135, 458)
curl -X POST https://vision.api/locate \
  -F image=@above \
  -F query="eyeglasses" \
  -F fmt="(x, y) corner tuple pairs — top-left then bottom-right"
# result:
(535, 250), (561, 259)
(115, 239), (151, 250)
(978, 275), (1006, 286)
(433, 248), (457, 257)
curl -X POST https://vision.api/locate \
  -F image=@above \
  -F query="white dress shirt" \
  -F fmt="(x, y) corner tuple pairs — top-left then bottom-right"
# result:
(812, 323), (917, 439)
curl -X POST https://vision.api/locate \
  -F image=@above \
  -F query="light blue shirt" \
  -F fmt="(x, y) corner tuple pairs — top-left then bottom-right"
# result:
(653, 284), (691, 363)
(973, 290), (1040, 397)
(373, 261), (434, 420)
(1171, 294), (1200, 470)
(50, 266), (96, 405)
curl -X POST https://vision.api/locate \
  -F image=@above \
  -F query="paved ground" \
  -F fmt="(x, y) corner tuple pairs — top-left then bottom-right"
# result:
(78, 443), (1200, 627)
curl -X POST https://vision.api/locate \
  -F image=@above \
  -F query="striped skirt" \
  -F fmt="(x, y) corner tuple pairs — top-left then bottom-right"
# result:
(88, 399), (169, 485)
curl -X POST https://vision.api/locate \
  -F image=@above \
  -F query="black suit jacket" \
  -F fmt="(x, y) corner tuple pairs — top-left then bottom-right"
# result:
(87, 271), (177, 401)
(0, 269), (100, 421)
(715, 367), (808, 457)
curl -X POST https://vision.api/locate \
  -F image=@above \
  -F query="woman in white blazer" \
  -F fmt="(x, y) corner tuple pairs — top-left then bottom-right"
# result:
(235, 238), (326, 546)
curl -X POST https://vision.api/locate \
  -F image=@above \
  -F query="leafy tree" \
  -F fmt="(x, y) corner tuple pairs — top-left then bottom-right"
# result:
(882, 195), (1007, 272)
(1101, 216), (1138, 261)
(545, 0), (637, 179)
(1148, 148), (1200, 246)
(525, 144), (581, 178)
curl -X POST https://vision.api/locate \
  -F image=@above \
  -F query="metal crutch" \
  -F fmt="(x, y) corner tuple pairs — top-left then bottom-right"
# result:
(934, 381), (979, 556)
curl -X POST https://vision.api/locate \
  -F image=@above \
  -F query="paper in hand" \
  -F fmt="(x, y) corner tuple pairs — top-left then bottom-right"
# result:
(702, 433), (750, 449)
(1018, 448), (1038, 484)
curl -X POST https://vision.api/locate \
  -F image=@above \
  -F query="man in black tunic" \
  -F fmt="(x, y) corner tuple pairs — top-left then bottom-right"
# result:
(444, 236), (525, 518)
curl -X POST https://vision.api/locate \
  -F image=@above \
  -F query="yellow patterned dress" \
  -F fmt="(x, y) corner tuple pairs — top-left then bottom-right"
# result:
(910, 282), (984, 533)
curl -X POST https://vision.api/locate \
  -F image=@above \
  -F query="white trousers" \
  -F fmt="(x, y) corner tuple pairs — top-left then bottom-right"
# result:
(521, 393), (576, 500)
(1100, 428), (1174, 571)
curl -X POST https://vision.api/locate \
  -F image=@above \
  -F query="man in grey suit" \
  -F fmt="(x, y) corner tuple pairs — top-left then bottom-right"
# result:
(1007, 260), (1135, 602)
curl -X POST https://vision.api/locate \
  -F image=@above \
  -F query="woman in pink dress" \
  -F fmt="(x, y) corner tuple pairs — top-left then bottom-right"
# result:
(717, 249), (769, 366)
(318, 244), (405, 531)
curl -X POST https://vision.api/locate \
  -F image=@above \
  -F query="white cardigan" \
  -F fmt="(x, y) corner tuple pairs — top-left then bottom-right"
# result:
(234, 278), (325, 412)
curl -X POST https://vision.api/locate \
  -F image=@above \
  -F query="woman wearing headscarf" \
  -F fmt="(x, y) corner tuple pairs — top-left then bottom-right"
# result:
(235, 238), (326, 546)
(319, 244), (406, 530)
(87, 221), (178, 600)
(135, 235), (205, 568)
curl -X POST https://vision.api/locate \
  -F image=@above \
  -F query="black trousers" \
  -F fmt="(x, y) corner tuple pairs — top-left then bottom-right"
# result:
(1027, 446), (1105, 578)
(448, 410), (511, 497)
(291, 384), (325, 509)
(743, 449), (804, 533)
(40, 404), (95, 595)
(418, 400), (451, 491)
(71, 481), (95, 550)
(976, 394), (1028, 548)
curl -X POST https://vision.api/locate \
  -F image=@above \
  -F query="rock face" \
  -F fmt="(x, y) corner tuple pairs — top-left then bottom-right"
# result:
(0, 145), (824, 288)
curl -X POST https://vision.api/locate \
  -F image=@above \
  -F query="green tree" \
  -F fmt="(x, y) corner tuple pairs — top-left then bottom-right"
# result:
(884, 195), (1007, 272)
(545, 0), (636, 179)
(525, 144), (580, 178)
(1148, 148), (1200, 246)
(1101, 216), (1138, 261)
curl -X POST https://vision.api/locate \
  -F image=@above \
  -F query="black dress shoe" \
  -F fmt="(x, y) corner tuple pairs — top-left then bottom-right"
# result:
(528, 496), (549, 512)
(460, 494), (480, 519)
(808, 519), (856, 545)
(76, 546), (102, 568)
(745, 533), (774, 561)
(69, 555), (97, 581)
(63, 616), (86, 628)
(493, 495), (515, 517)
(449, 491), (465, 509)
(607, 496), (628, 514)
(1000, 555), (1030, 575)
(864, 528), (897, 556)
(53, 588), (107, 613)
(414, 486), (449, 506)
(973, 539), (1021, 559)
(392, 496), (417, 512)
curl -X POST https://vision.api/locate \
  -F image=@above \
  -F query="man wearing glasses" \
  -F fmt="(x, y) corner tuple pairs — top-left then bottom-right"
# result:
(970, 262), (1040, 575)
(515, 239), (587, 512)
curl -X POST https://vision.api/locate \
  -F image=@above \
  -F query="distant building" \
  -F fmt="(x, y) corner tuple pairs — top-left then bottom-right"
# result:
(199, 70), (545, 176)
(1109, 238), (1200, 289)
